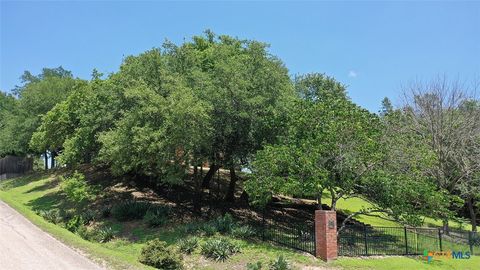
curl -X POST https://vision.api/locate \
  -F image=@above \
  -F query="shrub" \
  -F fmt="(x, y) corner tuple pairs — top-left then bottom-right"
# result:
(178, 237), (198, 254)
(95, 226), (115, 243)
(60, 171), (97, 203)
(201, 223), (217, 236)
(214, 213), (234, 233)
(37, 209), (62, 224)
(81, 209), (96, 225)
(101, 206), (111, 218)
(183, 222), (201, 235)
(143, 205), (170, 227)
(247, 261), (263, 270)
(76, 225), (93, 240)
(112, 200), (151, 221)
(200, 238), (240, 262)
(269, 255), (291, 270)
(139, 239), (183, 270)
(65, 215), (85, 232)
(231, 225), (256, 239)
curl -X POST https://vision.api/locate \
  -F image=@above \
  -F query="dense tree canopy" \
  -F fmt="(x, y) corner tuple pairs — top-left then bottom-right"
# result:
(1, 32), (477, 230)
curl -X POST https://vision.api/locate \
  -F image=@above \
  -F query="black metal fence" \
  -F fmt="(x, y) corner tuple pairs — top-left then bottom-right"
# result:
(257, 207), (316, 255)
(339, 225), (479, 256)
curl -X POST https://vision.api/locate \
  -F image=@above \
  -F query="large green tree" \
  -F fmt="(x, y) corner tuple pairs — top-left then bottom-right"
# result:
(164, 32), (294, 201)
(0, 67), (79, 165)
(245, 74), (448, 229)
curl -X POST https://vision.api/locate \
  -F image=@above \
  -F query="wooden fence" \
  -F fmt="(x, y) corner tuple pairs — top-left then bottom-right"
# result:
(0, 155), (33, 180)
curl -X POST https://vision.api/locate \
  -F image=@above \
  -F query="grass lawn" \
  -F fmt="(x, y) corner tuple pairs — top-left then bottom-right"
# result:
(322, 192), (472, 230)
(335, 256), (480, 270)
(0, 172), (477, 270)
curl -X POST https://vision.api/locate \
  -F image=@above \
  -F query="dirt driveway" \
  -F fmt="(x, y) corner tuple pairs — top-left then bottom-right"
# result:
(0, 200), (104, 270)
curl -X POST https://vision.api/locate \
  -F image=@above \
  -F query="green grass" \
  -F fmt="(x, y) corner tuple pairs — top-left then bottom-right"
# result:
(0, 174), (153, 270)
(1, 172), (477, 270)
(335, 256), (480, 270)
(0, 173), (324, 270)
(322, 192), (472, 230)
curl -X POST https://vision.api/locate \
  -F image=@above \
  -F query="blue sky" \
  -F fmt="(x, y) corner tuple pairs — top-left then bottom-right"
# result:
(1, 1), (479, 112)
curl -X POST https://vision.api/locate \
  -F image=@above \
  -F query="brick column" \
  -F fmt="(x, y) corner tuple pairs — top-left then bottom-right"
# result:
(315, 210), (337, 261)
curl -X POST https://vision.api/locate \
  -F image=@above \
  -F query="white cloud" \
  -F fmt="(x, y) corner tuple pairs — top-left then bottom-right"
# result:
(348, 70), (358, 78)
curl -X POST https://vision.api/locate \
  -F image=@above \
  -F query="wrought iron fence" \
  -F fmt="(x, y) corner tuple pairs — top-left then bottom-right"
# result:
(256, 207), (316, 255)
(339, 225), (479, 257)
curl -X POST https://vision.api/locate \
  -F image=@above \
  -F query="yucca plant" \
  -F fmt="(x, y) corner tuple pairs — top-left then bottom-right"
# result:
(178, 237), (199, 254)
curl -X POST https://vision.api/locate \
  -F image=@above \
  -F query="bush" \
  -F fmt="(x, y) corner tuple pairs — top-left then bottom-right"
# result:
(178, 237), (198, 254)
(112, 200), (151, 221)
(231, 225), (256, 239)
(201, 223), (217, 236)
(200, 238), (240, 262)
(65, 215), (85, 232)
(247, 261), (263, 270)
(81, 209), (96, 225)
(60, 171), (97, 203)
(269, 255), (291, 270)
(214, 213), (234, 233)
(37, 209), (62, 224)
(139, 239), (183, 270)
(95, 226), (115, 243)
(183, 222), (201, 235)
(100, 206), (111, 218)
(76, 225), (93, 240)
(143, 205), (170, 227)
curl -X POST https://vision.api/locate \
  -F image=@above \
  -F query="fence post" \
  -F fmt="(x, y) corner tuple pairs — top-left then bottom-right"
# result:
(314, 210), (337, 261)
(363, 225), (368, 256)
(404, 227), (408, 255)
(438, 229), (443, 251)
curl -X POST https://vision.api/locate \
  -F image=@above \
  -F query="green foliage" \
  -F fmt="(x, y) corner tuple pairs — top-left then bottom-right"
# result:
(143, 206), (170, 227)
(81, 209), (96, 224)
(94, 226), (115, 243)
(200, 237), (241, 262)
(100, 206), (111, 218)
(246, 73), (382, 208)
(75, 225), (92, 240)
(111, 200), (151, 221)
(231, 225), (256, 239)
(60, 171), (97, 203)
(3, 67), (81, 156)
(65, 215), (85, 232)
(36, 209), (62, 224)
(269, 255), (291, 270)
(214, 213), (234, 233)
(247, 261), (263, 270)
(138, 239), (183, 270)
(200, 223), (217, 237)
(178, 237), (199, 254)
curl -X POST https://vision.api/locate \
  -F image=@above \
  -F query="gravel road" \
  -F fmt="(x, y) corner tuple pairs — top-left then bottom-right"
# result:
(0, 200), (104, 270)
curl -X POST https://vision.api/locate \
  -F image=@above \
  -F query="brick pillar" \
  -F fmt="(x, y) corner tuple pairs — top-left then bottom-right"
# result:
(315, 210), (337, 261)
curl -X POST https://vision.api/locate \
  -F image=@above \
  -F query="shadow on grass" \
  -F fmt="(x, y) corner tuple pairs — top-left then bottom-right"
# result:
(0, 172), (49, 191)
(25, 178), (61, 193)
(26, 190), (77, 212)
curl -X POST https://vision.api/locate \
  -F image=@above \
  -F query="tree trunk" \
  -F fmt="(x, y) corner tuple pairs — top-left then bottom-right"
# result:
(50, 151), (56, 169)
(44, 152), (48, 170)
(225, 166), (237, 202)
(240, 190), (249, 205)
(202, 164), (219, 189)
(193, 166), (202, 215)
(316, 191), (323, 210)
(442, 220), (450, 234)
(468, 197), (477, 232)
